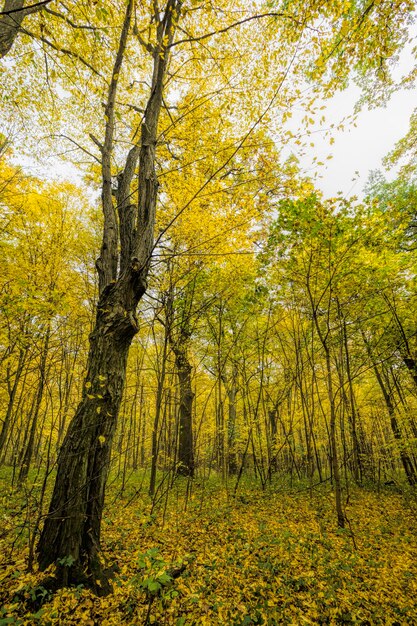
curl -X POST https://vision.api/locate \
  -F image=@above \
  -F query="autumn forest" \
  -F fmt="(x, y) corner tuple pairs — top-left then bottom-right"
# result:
(1, 1), (417, 624)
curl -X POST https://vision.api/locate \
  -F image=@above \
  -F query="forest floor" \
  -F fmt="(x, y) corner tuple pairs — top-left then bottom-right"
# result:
(1, 473), (417, 625)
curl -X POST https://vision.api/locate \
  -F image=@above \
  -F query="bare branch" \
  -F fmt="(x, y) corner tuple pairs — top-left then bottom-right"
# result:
(52, 133), (102, 163)
(133, 21), (154, 53)
(170, 12), (300, 48)
(89, 133), (103, 153)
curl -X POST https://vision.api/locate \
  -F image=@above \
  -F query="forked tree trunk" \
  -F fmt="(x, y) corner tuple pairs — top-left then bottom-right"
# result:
(37, 0), (181, 594)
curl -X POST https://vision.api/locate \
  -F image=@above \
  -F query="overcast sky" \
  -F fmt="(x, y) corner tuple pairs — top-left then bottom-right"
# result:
(292, 44), (417, 200)
(298, 85), (417, 199)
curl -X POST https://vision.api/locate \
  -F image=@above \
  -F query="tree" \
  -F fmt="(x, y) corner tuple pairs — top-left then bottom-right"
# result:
(0, 0), (412, 597)
(0, 154), (91, 467)
(36, 0), (182, 594)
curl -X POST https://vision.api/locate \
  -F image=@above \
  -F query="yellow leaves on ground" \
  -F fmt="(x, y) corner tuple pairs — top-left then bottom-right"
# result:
(1, 483), (416, 625)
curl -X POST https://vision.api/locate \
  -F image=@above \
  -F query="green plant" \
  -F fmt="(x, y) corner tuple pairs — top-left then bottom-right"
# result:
(133, 547), (173, 596)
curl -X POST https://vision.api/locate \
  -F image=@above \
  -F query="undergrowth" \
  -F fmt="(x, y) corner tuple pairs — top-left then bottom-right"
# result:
(1, 475), (416, 625)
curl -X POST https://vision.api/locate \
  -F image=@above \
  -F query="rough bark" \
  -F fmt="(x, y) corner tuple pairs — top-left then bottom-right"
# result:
(37, 0), (181, 594)
(37, 276), (145, 592)
(0, 0), (49, 58)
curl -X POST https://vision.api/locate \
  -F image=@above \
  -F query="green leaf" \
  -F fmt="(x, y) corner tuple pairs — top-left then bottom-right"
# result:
(158, 572), (172, 585)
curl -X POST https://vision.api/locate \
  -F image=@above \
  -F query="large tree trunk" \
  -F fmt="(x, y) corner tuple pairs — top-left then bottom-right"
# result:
(37, 0), (181, 594)
(37, 277), (144, 593)
(0, 1), (26, 58)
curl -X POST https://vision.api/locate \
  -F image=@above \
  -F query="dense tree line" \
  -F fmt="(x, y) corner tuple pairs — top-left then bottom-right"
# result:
(0, 0), (416, 597)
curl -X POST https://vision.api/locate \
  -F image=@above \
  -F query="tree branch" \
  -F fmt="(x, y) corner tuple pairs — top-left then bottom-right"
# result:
(0, 0), (52, 15)
(97, 0), (134, 294)
(52, 133), (102, 163)
(170, 12), (300, 47)
(22, 29), (105, 78)
(44, 6), (98, 30)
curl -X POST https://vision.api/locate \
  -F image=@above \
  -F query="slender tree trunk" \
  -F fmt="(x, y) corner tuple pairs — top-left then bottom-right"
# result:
(324, 347), (345, 527)
(308, 286), (345, 528)
(384, 294), (417, 389)
(173, 344), (194, 477)
(149, 325), (169, 496)
(227, 376), (238, 475)
(18, 326), (50, 483)
(140, 387), (146, 468)
(0, 347), (26, 457)
(362, 330), (417, 486)
(1, 362), (30, 465)
(216, 372), (225, 479)
(373, 363), (416, 485)
(340, 312), (363, 484)
(57, 337), (81, 449)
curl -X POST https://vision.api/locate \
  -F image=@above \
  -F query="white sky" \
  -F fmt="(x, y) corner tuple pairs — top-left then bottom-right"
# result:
(298, 84), (417, 199)
(291, 43), (417, 199)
